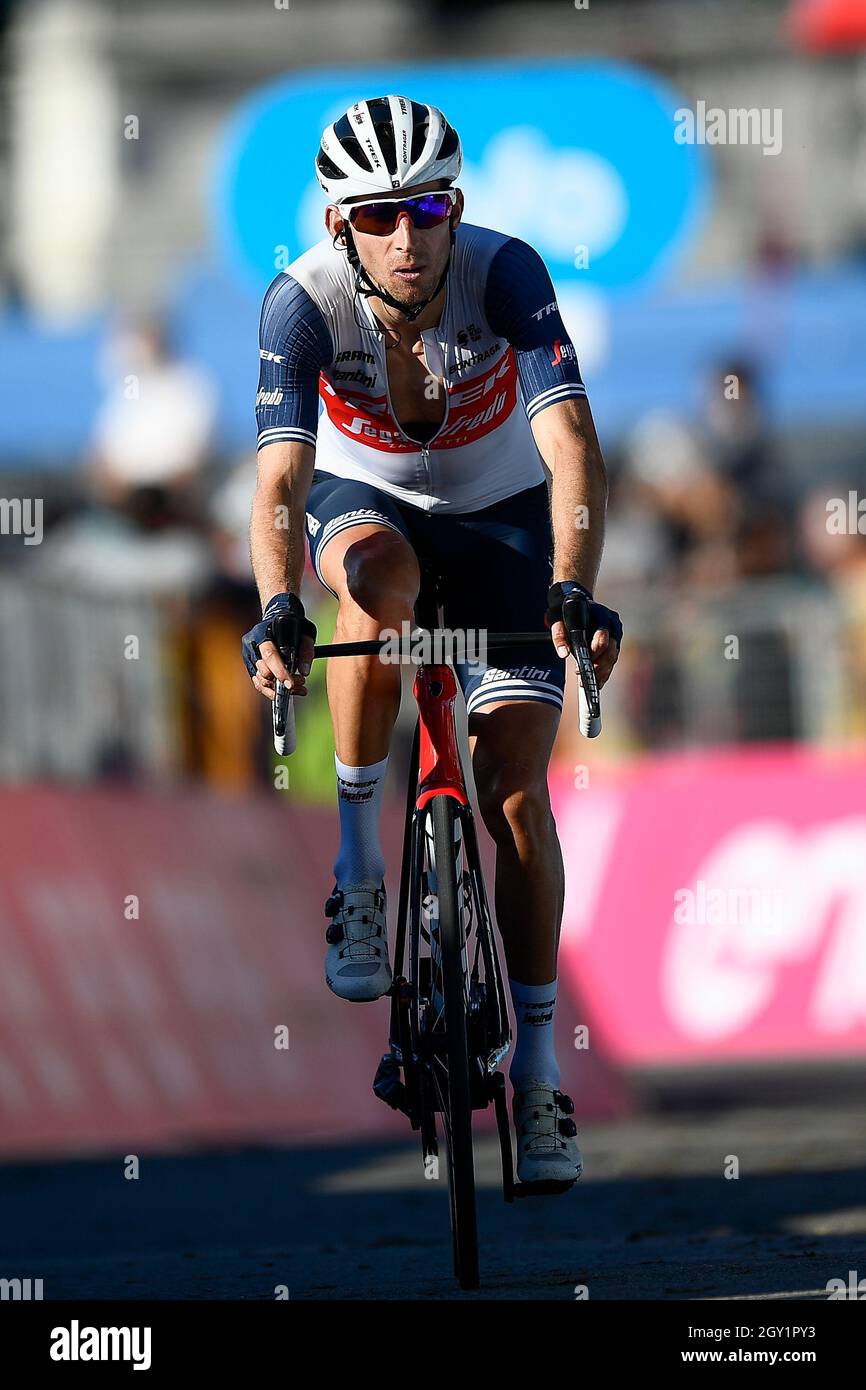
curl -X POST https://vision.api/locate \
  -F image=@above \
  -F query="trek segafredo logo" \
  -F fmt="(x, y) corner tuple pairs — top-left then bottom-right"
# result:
(50, 1320), (152, 1370)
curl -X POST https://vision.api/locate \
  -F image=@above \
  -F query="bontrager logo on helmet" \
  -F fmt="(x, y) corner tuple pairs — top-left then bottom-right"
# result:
(315, 94), (462, 203)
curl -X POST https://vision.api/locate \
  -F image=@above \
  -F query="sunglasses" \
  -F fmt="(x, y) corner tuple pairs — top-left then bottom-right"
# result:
(344, 190), (457, 236)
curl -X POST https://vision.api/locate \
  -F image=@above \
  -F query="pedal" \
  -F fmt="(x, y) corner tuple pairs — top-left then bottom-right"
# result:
(513, 1178), (578, 1198)
(491, 1071), (515, 1203)
(372, 1052), (408, 1113)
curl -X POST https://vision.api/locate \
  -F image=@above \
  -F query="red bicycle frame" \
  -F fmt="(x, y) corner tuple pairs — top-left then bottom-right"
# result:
(414, 663), (470, 811)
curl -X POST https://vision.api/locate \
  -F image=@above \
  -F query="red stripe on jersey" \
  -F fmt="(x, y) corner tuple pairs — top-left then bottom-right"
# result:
(437, 346), (518, 448)
(319, 375), (416, 452)
(318, 346), (518, 453)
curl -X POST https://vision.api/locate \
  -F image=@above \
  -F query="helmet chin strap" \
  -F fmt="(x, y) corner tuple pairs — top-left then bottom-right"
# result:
(342, 216), (455, 325)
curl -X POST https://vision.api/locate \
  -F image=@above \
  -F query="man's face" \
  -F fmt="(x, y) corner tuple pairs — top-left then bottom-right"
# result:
(326, 179), (464, 312)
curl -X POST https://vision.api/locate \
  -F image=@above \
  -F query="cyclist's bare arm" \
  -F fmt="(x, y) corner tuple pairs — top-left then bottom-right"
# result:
(530, 396), (617, 685)
(249, 439), (317, 700)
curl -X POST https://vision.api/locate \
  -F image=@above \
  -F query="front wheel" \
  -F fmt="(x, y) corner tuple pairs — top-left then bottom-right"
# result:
(429, 793), (479, 1290)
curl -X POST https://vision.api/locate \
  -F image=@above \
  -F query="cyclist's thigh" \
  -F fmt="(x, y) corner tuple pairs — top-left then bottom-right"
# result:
(305, 471), (416, 599)
(432, 482), (565, 727)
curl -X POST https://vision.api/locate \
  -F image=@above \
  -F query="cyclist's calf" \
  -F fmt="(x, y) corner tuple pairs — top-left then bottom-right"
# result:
(474, 773), (556, 855)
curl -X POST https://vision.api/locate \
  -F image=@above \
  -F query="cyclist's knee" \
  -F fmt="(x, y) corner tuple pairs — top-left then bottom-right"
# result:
(330, 528), (419, 618)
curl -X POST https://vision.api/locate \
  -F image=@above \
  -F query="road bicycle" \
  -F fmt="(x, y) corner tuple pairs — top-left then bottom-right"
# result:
(271, 563), (600, 1290)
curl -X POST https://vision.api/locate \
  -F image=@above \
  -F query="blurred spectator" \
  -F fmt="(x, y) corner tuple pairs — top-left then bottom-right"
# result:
(32, 319), (216, 597)
(702, 359), (772, 501)
(618, 409), (739, 589)
(800, 483), (866, 738)
(208, 456), (259, 591)
(701, 358), (791, 579)
(91, 319), (216, 502)
(593, 459), (673, 592)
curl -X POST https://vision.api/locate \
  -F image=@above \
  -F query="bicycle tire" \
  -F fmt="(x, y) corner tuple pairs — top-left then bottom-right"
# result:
(430, 793), (479, 1290)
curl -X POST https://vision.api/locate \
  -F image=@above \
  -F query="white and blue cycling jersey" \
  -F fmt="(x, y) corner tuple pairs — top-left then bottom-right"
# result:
(254, 222), (590, 716)
(255, 221), (588, 514)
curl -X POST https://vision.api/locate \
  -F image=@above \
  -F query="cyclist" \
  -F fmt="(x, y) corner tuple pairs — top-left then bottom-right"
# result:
(242, 96), (622, 1189)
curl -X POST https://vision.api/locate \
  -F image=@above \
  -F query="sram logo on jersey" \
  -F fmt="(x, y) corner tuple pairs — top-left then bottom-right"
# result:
(333, 349), (377, 389)
(335, 350), (375, 365)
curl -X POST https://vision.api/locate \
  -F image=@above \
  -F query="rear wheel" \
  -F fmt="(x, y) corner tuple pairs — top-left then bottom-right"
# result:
(428, 793), (478, 1290)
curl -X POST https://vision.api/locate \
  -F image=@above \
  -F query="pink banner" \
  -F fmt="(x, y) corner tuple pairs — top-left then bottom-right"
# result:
(0, 787), (415, 1156)
(0, 783), (624, 1158)
(551, 747), (866, 1064)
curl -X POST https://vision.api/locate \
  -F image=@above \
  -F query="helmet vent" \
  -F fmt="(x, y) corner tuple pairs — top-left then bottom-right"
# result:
(316, 151), (346, 182)
(373, 118), (397, 176)
(410, 100), (430, 164)
(333, 114), (374, 173)
(438, 124), (459, 161)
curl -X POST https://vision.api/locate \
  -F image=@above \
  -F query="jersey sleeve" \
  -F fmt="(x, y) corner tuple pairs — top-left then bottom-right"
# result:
(484, 237), (587, 424)
(255, 273), (333, 453)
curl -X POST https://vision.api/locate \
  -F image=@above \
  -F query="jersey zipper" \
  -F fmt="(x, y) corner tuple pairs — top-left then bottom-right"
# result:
(414, 324), (450, 513)
(367, 279), (451, 513)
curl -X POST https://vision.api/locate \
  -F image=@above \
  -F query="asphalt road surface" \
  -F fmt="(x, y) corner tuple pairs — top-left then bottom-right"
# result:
(3, 1094), (865, 1300)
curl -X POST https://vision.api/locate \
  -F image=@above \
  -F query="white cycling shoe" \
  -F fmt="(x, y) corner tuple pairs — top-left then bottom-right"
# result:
(324, 881), (392, 1002)
(512, 1081), (583, 1188)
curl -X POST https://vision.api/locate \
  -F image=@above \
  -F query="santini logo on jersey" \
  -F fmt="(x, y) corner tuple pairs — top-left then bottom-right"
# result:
(481, 664), (554, 682)
(333, 367), (376, 388)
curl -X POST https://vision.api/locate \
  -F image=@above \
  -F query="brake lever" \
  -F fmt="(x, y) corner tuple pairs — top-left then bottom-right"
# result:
(270, 614), (298, 756)
(562, 592), (602, 739)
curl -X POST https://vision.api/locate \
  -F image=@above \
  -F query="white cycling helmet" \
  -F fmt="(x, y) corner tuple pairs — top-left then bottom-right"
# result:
(315, 94), (462, 203)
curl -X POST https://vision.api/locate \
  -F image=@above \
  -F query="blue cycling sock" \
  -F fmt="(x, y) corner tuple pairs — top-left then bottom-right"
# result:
(333, 752), (388, 887)
(508, 977), (560, 1090)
